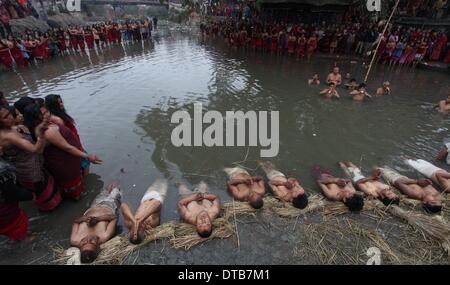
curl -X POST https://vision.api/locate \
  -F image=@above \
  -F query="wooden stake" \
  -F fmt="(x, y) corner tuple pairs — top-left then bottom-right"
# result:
(364, 0), (401, 83)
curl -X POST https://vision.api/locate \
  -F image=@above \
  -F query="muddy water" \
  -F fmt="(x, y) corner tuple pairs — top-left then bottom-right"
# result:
(0, 25), (449, 264)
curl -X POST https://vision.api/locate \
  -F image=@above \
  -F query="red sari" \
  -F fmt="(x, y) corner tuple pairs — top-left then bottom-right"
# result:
(0, 47), (13, 69)
(106, 28), (113, 43)
(0, 208), (28, 240)
(44, 124), (83, 200)
(10, 45), (27, 67)
(271, 36), (278, 53)
(70, 33), (78, 50)
(297, 38), (306, 56)
(85, 33), (94, 49)
(287, 37), (295, 54)
(33, 42), (48, 59)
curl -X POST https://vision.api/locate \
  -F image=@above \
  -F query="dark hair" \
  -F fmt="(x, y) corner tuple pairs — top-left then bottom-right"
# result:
(381, 197), (400, 207)
(328, 82), (336, 87)
(358, 83), (367, 89)
(35, 98), (45, 108)
(45, 94), (74, 124)
(23, 104), (42, 141)
(292, 194), (308, 209)
(350, 78), (357, 82)
(14, 97), (35, 114)
(80, 249), (98, 263)
(7, 105), (17, 118)
(0, 91), (5, 105)
(249, 196), (264, 209)
(344, 194), (364, 212)
(197, 229), (212, 238)
(423, 203), (442, 214)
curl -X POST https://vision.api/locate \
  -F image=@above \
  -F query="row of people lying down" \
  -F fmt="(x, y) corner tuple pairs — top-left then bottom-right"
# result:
(68, 159), (447, 263)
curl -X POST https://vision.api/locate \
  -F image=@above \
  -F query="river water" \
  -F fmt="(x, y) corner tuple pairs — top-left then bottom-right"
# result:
(1, 25), (449, 264)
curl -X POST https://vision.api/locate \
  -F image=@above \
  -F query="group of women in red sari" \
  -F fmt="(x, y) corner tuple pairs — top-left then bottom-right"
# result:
(0, 92), (101, 241)
(0, 20), (153, 71)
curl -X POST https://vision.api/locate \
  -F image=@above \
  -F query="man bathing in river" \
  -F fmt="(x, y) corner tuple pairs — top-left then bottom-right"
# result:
(314, 166), (364, 212)
(345, 78), (358, 91)
(376, 81), (391, 95)
(70, 183), (121, 263)
(121, 178), (167, 244)
(326, 66), (342, 86)
(435, 142), (450, 165)
(308, 74), (320, 85)
(178, 181), (220, 238)
(339, 162), (399, 206)
(320, 82), (340, 99)
(377, 166), (442, 213)
(224, 167), (265, 209)
(350, 83), (372, 101)
(434, 95), (450, 113)
(259, 161), (308, 209)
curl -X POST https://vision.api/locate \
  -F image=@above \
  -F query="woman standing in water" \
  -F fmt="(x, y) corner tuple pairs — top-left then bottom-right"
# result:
(23, 104), (102, 200)
(45, 94), (91, 176)
(0, 105), (61, 211)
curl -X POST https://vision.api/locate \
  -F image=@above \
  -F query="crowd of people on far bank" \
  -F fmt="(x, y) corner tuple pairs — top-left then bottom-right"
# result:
(0, 17), (159, 71)
(201, 7), (450, 67)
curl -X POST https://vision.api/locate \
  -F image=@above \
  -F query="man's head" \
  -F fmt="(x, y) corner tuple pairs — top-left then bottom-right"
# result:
(129, 224), (145, 245)
(79, 235), (100, 263)
(343, 194), (364, 212)
(328, 82), (336, 88)
(333, 67), (340, 74)
(358, 83), (367, 92)
(248, 192), (264, 209)
(350, 78), (357, 84)
(422, 195), (442, 213)
(381, 190), (400, 207)
(383, 81), (390, 88)
(313, 74), (319, 80)
(292, 193), (308, 209)
(196, 211), (212, 238)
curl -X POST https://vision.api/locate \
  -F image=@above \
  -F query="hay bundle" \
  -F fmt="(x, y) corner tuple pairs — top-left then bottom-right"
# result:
(301, 217), (406, 264)
(374, 201), (450, 255)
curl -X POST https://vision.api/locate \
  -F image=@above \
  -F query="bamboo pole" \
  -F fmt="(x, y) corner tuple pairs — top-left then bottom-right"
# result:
(364, 0), (401, 83)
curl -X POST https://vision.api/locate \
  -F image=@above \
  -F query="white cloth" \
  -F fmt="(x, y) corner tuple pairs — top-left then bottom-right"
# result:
(223, 167), (250, 179)
(379, 167), (407, 184)
(346, 166), (366, 183)
(141, 179), (167, 204)
(141, 191), (163, 204)
(265, 169), (285, 180)
(406, 159), (443, 178)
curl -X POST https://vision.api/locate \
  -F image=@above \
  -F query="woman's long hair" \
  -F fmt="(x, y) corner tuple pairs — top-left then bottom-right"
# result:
(23, 104), (43, 141)
(45, 94), (74, 125)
